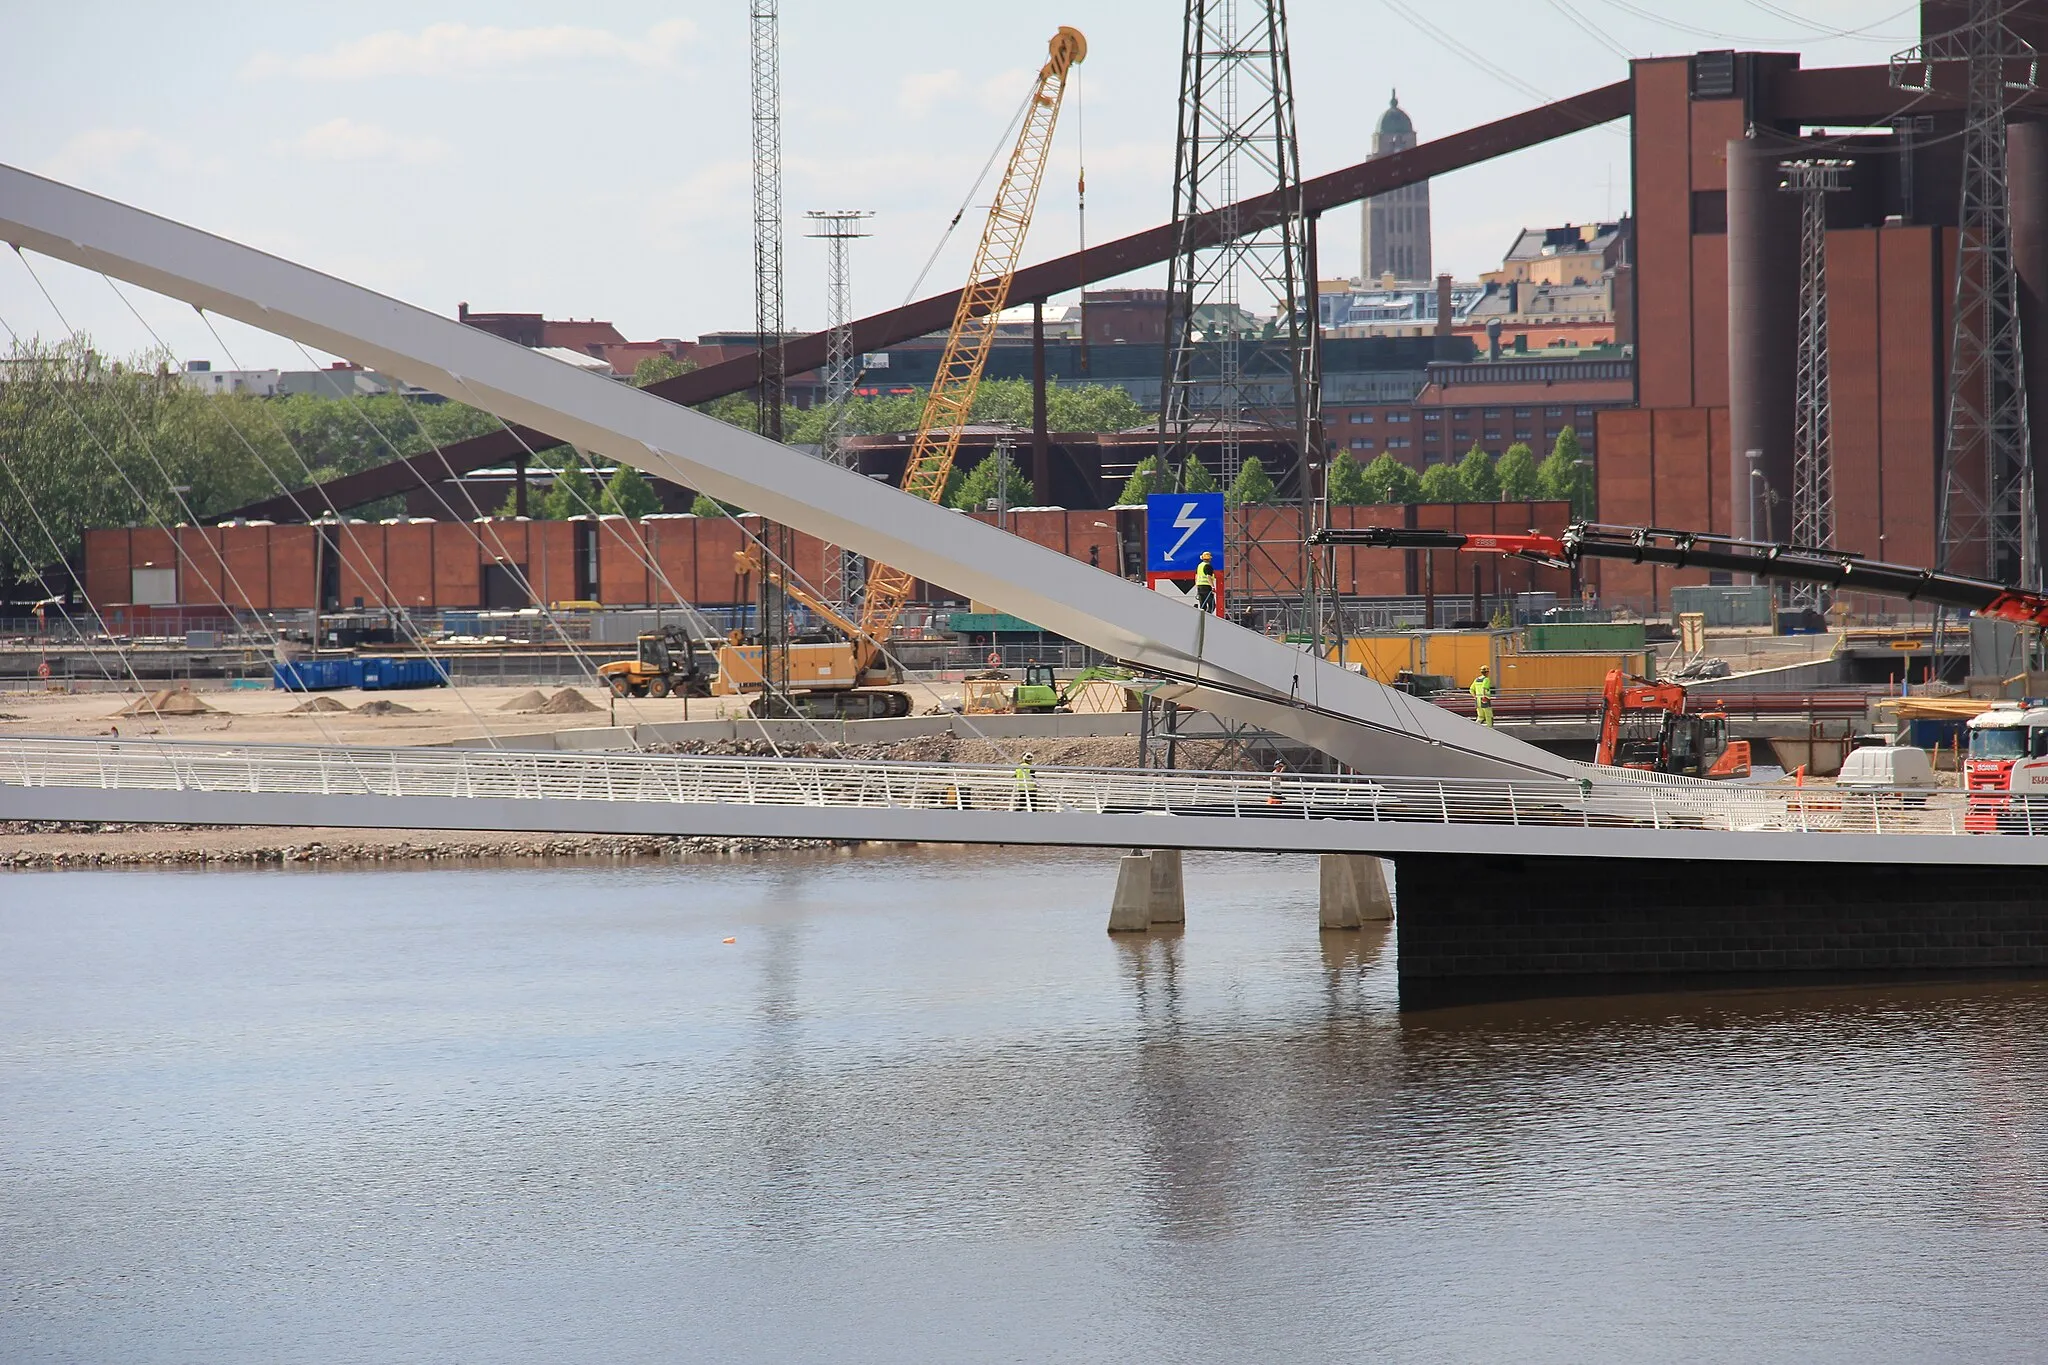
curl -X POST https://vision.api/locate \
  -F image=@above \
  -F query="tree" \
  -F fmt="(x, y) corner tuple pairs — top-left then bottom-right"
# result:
(690, 492), (744, 517)
(1538, 426), (1594, 517)
(1226, 456), (1277, 507)
(1359, 453), (1423, 505)
(599, 462), (661, 517)
(1326, 450), (1368, 505)
(1116, 453), (1171, 505)
(1419, 461), (1468, 504)
(538, 461), (600, 520)
(632, 353), (692, 387)
(1181, 453), (1219, 493)
(1495, 442), (1541, 500)
(947, 450), (1035, 511)
(1456, 444), (1499, 502)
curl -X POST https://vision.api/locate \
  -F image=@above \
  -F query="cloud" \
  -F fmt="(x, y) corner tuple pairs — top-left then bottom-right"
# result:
(41, 128), (195, 181)
(897, 69), (966, 117)
(286, 118), (449, 166)
(244, 19), (695, 81)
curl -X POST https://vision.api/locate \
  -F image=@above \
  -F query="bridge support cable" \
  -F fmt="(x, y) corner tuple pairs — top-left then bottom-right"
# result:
(0, 162), (1585, 782)
(0, 289), (388, 761)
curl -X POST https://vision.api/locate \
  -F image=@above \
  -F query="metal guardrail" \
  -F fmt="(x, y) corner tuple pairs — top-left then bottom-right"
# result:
(0, 737), (2018, 839)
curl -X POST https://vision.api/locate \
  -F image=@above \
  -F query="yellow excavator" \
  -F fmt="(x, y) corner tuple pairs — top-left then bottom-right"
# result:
(713, 25), (1087, 720)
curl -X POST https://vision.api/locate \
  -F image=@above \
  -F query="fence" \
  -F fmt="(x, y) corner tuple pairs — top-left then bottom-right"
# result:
(0, 735), (2017, 842)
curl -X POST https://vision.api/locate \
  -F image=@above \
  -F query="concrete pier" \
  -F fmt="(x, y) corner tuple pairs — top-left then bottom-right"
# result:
(1107, 850), (1188, 932)
(1108, 855), (1156, 933)
(1320, 854), (1395, 929)
(1147, 850), (1185, 924)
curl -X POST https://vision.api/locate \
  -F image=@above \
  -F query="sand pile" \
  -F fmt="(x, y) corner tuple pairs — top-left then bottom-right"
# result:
(498, 688), (549, 713)
(539, 688), (601, 715)
(354, 699), (417, 716)
(290, 696), (350, 713)
(116, 688), (217, 717)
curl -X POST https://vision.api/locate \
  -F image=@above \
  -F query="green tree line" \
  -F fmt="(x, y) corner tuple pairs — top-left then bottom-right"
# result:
(1323, 428), (1594, 516)
(0, 338), (505, 586)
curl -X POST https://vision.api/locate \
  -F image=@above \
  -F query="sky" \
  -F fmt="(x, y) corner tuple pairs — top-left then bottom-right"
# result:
(0, 1), (1925, 370)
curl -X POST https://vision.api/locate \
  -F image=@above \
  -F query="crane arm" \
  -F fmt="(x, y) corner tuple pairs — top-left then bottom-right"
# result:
(1310, 521), (2048, 624)
(850, 26), (1087, 673)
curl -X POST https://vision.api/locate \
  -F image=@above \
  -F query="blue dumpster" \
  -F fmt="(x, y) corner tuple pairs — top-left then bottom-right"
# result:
(271, 658), (362, 691)
(358, 657), (450, 691)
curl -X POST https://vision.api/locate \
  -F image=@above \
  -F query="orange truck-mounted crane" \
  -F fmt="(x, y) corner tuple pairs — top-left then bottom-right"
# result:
(1307, 520), (2048, 781)
(716, 27), (1087, 719)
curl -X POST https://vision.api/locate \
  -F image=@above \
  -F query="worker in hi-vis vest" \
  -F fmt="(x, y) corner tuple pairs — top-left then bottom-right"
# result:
(1013, 752), (1037, 812)
(1470, 665), (1495, 727)
(1194, 550), (1216, 613)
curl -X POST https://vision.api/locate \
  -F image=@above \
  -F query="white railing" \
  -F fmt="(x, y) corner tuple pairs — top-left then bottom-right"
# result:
(0, 736), (2016, 840)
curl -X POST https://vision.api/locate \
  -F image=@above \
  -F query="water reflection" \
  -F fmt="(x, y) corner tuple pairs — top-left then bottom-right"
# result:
(5, 857), (2046, 1361)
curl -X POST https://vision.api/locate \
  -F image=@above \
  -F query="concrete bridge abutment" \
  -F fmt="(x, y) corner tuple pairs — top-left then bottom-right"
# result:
(1393, 852), (2048, 1007)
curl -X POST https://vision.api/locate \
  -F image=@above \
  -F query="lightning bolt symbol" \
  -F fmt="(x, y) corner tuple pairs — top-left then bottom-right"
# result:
(1167, 502), (1205, 562)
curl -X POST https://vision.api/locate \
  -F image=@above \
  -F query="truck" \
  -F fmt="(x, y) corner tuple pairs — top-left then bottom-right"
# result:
(598, 627), (715, 699)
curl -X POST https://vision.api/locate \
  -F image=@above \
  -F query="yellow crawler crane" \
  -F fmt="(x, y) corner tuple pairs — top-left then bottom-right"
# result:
(718, 26), (1087, 719)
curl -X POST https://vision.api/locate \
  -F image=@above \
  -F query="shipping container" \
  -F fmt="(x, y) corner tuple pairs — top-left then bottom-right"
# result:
(1493, 650), (1657, 693)
(1670, 584), (1774, 628)
(1522, 622), (1647, 652)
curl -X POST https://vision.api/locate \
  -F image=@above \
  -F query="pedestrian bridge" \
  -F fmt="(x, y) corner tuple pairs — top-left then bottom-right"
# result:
(3, 737), (2040, 868)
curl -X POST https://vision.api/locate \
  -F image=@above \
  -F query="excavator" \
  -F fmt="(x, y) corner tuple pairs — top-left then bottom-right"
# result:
(715, 26), (1087, 721)
(1308, 519), (2048, 779)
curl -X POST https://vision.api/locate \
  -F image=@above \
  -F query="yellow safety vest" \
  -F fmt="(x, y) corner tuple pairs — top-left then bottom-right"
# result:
(1194, 561), (1215, 588)
(1014, 764), (1035, 790)
(1470, 676), (1494, 703)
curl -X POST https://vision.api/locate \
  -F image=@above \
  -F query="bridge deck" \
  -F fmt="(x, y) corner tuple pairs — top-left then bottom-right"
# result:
(3, 737), (2041, 867)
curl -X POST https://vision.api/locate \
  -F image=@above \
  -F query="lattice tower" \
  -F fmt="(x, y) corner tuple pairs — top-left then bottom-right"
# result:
(1893, 0), (2039, 584)
(750, 0), (791, 689)
(805, 209), (874, 609)
(1780, 159), (1850, 610)
(1157, 0), (1321, 634)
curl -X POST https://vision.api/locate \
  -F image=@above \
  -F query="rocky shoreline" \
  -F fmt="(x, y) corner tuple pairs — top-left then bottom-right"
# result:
(2, 821), (853, 870)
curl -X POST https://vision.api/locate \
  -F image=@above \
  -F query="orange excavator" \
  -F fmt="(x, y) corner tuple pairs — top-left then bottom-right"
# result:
(1596, 669), (1750, 779)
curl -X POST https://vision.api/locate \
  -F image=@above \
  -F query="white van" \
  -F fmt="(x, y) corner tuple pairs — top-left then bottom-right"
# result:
(1836, 743), (1939, 791)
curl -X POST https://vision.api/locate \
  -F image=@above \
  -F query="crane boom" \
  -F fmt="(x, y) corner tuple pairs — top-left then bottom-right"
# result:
(849, 26), (1087, 672)
(1309, 521), (2048, 626)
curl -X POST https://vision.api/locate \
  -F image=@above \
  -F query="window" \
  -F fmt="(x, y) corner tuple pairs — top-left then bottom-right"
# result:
(1515, 429), (1534, 440)
(1514, 407), (1532, 418)
(1484, 430), (1502, 441)
(1545, 406), (1565, 417)
(1423, 411), (1441, 421)
(1387, 437), (1411, 449)
(1350, 438), (1375, 450)
(1454, 408), (1473, 419)
(1576, 406), (1596, 417)
(1355, 412), (1376, 423)
(1483, 408), (1502, 418)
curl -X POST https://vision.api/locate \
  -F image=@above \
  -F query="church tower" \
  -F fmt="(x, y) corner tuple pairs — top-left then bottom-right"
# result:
(1360, 92), (1432, 283)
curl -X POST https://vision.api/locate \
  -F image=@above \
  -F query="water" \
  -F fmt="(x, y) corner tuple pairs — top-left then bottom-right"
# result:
(4, 849), (2047, 1363)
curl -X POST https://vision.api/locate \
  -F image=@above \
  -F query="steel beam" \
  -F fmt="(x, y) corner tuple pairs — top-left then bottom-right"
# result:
(214, 80), (1633, 521)
(0, 162), (1582, 781)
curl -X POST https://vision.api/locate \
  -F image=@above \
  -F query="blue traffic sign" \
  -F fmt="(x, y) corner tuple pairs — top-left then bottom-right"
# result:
(1145, 492), (1224, 574)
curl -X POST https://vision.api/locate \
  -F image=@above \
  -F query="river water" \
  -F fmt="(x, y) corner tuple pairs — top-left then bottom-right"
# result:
(4, 848), (2047, 1363)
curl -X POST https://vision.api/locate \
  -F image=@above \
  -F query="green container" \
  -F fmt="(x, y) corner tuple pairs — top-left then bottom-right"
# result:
(948, 612), (1047, 635)
(1522, 622), (1647, 653)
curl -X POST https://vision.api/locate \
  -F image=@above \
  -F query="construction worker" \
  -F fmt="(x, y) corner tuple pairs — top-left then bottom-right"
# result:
(1470, 665), (1495, 727)
(1268, 759), (1287, 807)
(1013, 752), (1037, 812)
(1194, 550), (1216, 614)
